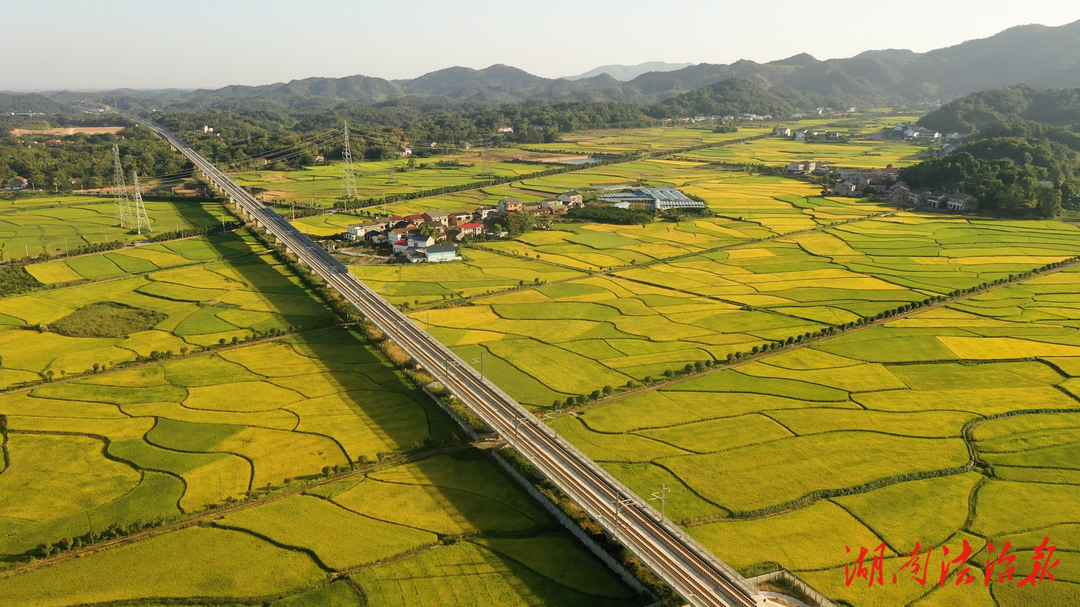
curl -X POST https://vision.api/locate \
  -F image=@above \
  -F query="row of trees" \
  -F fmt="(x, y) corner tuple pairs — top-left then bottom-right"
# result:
(0, 126), (188, 191)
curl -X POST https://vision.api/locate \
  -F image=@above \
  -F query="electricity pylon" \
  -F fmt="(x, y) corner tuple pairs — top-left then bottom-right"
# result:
(112, 144), (131, 227)
(130, 171), (152, 234)
(478, 143), (495, 179)
(340, 120), (358, 206)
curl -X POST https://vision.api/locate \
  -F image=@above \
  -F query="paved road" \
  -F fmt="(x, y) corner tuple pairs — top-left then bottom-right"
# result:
(138, 118), (765, 607)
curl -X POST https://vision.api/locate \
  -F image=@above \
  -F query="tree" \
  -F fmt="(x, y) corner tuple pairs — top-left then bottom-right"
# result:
(591, 390), (602, 400)
(419, 223), (440, 239)
(602, 385), (614, 395)
(663, 369), (674, 378)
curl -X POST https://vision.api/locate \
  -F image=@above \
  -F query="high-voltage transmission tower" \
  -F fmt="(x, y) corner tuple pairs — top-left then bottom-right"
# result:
(340, 120), (358, 208)
(112, 144), (131, 227)
(478, 143), (496, 179)
(129, 171), (153, 234)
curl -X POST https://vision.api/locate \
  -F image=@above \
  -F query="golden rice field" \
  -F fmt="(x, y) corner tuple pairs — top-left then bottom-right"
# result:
(551, 253), (1080, 606)
(0, 221), (637, 604)
(682, 137), (928, 168)
(5, 123), (1079, 606)
(335, 158), (1080, 606)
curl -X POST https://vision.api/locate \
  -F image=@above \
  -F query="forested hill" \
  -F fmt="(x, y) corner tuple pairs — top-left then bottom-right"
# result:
(918, 85), (1080, 133)
(0, 93), (72, 114)
(39, 18), (1080, 112)
(644, 79), (835, 119)
(900, 119), (1080, 218)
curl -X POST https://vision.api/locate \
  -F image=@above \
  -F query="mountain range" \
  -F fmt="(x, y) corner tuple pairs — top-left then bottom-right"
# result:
(563, 62), (694, 81)
(31, 19), (1080, 113)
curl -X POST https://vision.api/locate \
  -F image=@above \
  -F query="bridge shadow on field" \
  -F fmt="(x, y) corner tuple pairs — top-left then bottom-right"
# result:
(188, 212), (642, 606)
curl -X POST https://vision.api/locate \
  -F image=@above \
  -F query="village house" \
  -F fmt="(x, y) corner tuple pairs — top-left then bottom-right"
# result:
(392, 239), (410, 253)
(390, 224), (418, 241)
(454, 222), (483, 239)
(946, 193), (977, 211)
(496, 126), (514, 134)
(880, 167), (901, 180)
(775, 127), (792, 137)
(406, 244), (462, 264)
(795, 130), (807, 141)
(345, 220), (390, 241)
(473, 206), (498, 221)
(834, 181), (858, 197)
(867, 178), (889, 193)
(929, 192), (950, 208)
(786, 161), (817, 174)
(408, 235), (435, 249)
(4, 176), (28, 191)
(422, 210), (449, 227)
(497, 197), (522, 213)
(556, 190), (583, 207)
(405, 214), (425, 225)
(44, 138), (62, 148)
(884, 183), (910, 204)
(448, 211), (473, 226)
(458, 141), (471, 150)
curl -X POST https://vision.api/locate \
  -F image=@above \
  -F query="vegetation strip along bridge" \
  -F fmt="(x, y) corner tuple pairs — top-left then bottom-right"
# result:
(138, 117), (765, 607)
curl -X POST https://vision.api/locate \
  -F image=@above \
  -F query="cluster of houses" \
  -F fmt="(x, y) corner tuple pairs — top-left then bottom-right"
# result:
(776, 128), (843, 141)
(825, 167), (977, 211)
(344, 190), (584, 263)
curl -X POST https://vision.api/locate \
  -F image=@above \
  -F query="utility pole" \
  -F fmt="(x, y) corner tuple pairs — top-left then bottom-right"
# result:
(471, 353), (486, 379)
(541, 403), (563, 435)
(650, 483), (670, 521)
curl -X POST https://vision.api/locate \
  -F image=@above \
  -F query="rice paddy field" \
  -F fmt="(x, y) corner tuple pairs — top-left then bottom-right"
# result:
(341, 155), (1080, 605)
(7, 122), (1078, 606)
(230, 151), (554, 208)
(0, 196), (229, 261)
(681, 137), (928, 168)
(0, 224), (636, 604)
(522, 125), (775, 155)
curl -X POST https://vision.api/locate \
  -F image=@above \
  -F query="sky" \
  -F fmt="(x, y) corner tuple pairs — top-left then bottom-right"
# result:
(4, 0), (1080, 92)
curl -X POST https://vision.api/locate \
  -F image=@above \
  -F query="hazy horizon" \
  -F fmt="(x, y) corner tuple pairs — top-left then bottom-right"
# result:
(3, 0), (1079, 92)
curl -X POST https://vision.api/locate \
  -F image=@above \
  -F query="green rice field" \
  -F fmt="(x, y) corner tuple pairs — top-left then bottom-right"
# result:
(0, 196), (229, 260)
(0, 225), (637, 604)
(231, 150), (555, 208)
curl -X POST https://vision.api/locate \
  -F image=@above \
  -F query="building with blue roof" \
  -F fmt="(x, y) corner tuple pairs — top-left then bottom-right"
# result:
(598, 188), (705, 211)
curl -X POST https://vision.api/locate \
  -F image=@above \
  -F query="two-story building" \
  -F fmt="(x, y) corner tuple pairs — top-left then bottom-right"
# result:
(422, 210), (449, 227)
(455, 222), (483, 239)
(497, 197), (522, 213)
(946, 193), (977, 211)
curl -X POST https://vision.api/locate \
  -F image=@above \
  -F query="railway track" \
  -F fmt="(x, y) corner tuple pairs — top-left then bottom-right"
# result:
(138, 117), (766, 607)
